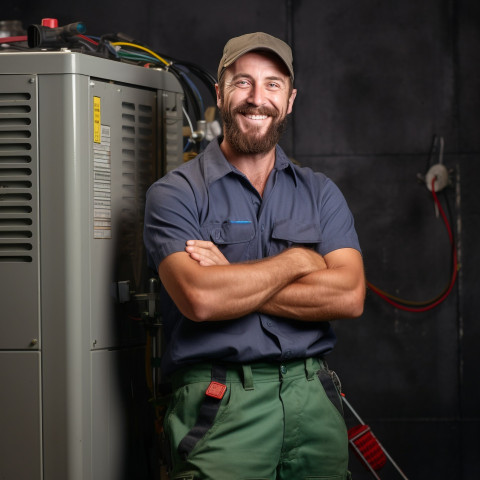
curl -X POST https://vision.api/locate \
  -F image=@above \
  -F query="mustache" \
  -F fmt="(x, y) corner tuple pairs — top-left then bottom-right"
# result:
(232, 103), (279, 118)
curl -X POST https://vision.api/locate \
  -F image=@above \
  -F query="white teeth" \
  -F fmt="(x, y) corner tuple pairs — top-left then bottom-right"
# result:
(246, 115), (268, 120)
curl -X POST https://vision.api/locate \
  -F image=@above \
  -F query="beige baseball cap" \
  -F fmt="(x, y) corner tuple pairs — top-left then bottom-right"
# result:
(217, 32), (294, 82)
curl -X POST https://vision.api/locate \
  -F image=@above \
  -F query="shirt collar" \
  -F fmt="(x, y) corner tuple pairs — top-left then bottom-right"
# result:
(202, 137), (298, 187)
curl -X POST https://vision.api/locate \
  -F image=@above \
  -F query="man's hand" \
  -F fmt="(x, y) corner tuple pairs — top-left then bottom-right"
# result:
(185, 240), (326, 272)
(185, 240), (230, 266)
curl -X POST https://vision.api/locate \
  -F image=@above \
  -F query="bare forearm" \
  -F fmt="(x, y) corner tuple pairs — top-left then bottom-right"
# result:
(159, 247), (325, 322)
(259, 265), (366, 321)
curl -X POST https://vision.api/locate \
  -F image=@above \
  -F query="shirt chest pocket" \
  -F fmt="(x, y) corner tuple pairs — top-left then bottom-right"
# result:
(202, 222), (256, 263)
(268, 219), (322, 256)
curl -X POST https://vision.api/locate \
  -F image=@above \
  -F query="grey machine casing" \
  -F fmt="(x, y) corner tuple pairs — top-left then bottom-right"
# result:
(0, 50), (184, 479)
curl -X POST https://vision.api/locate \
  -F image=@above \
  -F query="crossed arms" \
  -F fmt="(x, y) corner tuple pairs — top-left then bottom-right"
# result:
(158, 240), (365, 323)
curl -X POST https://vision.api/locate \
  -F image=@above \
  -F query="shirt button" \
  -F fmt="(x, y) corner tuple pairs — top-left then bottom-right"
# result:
(280, 365), (287, 375)
(261, 224), (265, 232)
(266, 321), (273, 327)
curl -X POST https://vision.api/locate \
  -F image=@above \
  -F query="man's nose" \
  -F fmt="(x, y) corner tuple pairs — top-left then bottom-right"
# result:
(247, 84), (266, 106)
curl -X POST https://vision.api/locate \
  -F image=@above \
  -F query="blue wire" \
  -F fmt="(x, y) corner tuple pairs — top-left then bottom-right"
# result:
(183, 139), (193, 152)
(179, 71), (205, 118)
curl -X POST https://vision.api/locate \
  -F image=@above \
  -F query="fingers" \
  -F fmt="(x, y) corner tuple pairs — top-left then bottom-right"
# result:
(185, 240), (230, 266)
(186, 240), (216, 249)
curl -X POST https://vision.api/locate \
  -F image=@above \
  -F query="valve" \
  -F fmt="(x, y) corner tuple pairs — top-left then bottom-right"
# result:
(27, 20), (86, 48)
(425, 163), (450, 192)
(417, 135), (451, 192)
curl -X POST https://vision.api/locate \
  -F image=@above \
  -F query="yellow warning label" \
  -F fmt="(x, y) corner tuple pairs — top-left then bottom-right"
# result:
(93, 96), (101, 143)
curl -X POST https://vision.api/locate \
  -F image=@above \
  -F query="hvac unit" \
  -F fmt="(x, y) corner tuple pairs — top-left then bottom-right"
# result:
(0, 50), (183, 479)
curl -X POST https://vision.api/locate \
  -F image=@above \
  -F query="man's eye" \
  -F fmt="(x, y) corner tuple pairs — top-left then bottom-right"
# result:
(236, 80), (250, 87)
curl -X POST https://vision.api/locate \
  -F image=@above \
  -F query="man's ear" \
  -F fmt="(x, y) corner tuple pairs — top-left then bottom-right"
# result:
(215, 83), (222, 108)
(287, 88), (297, 115)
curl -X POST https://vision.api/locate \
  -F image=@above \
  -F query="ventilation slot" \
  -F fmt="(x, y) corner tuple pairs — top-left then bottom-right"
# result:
(119, 101), (155, 257)
(164, 91), (183, 172)
(0, 91), (35, 263)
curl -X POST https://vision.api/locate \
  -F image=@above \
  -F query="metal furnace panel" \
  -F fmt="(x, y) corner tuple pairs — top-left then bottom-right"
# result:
(0, 74), (40, 350)
(89, 79), (158, 350)
(0, 351), (42, 480)
(0, 51), (184, 480)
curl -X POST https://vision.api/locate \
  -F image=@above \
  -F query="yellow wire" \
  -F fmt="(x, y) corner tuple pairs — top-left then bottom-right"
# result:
(110, 41), (171, 67)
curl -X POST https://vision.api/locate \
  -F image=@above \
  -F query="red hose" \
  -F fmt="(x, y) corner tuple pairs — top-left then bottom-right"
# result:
(368, 176), (458, 312)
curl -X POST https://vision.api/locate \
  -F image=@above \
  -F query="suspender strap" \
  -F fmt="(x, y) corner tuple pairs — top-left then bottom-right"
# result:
(177, 365), (227, 459)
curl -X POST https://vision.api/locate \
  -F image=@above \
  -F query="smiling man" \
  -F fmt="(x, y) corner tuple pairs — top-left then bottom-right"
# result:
(218, 50), (295, 159)
(144, 32), (365, 480)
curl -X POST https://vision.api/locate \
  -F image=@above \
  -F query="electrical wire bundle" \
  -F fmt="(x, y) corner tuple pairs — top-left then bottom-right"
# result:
(94, 33), (217, 149)
(0, 21), (218, 154)
(367, 175), (458, 313)
(85, 33), (218, 147)
(112, 37), (218, 151)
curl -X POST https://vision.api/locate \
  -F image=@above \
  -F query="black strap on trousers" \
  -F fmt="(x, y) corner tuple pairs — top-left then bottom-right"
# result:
(177, 364), (227, 459)
(317, 367), (344, 417)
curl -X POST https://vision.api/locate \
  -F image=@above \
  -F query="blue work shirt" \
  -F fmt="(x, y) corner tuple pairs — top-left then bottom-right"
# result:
(144, 138), (361, 376)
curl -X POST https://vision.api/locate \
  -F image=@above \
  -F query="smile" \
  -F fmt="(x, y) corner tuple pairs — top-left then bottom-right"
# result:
(245, 114), (268, 120)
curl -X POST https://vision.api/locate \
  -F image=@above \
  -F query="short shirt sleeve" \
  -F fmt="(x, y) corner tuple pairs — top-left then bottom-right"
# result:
(317, 176), (361, 256)
(143, 169), (202, 271)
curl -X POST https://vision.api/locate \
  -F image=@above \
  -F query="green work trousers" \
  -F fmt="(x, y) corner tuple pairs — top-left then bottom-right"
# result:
(165, 358), (351, 480)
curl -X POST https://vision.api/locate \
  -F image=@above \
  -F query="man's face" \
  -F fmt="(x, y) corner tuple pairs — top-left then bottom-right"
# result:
(216, 51), (297, 155)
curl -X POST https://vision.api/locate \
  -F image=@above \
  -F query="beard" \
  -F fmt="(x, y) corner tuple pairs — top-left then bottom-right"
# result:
(219, 102), (288, 155)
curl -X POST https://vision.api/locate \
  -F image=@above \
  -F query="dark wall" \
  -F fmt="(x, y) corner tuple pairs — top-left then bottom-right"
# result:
(3, 1), (479, 478)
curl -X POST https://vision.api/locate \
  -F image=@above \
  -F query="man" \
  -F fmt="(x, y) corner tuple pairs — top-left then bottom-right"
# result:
(144, 32), (365, 480)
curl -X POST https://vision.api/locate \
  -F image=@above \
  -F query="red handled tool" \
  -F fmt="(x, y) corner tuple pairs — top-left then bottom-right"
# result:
(341, 394), (409, 479)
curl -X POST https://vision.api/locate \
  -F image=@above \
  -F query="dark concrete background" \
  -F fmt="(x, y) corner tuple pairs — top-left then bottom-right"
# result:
(2, 0), (479, 478)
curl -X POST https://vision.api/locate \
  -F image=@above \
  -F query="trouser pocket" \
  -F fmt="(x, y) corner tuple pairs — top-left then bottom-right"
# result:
(316, 367), (344, 417)
(176, 365), (228, 459)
